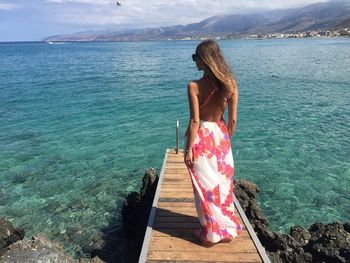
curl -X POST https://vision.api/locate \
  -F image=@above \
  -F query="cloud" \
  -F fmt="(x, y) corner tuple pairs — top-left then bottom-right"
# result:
(0, 2), (19, 10)
(0, 0), (331, 41)
(41, 0), (329, 29)
(44, 0), (109, 4)
(2, 0), (330, 33)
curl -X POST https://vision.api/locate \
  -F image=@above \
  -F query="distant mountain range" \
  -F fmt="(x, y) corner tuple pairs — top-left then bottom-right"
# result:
(44, 0), (350, 41)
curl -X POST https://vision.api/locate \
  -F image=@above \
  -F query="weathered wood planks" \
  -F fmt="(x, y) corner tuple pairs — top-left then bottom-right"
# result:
(139, 149), (270, 263)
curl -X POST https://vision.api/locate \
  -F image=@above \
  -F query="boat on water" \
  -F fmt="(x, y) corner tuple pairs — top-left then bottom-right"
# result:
(46, 41), (67, 45)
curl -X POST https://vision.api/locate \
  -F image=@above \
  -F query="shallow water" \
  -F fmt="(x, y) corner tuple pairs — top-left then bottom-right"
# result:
(0, 38), (349, 260)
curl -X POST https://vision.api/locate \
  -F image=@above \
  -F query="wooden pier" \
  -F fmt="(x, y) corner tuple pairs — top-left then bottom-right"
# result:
(139, 149), (271, 263)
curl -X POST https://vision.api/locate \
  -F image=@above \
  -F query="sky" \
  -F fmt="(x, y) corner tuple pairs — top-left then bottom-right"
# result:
(0, 0), (329, 41)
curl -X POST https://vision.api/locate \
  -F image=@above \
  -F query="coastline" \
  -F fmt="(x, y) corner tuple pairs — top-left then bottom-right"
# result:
(0, 35), (349, 44)
(1, 167), (349, 262)
(121, 169), (350, 262)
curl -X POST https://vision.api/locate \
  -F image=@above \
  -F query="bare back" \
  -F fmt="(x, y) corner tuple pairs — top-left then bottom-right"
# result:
(196, 77), (231, 122)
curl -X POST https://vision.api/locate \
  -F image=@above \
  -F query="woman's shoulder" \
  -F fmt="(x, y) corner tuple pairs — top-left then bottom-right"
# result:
(187, 79), (200, 92)
(230, 77), (238, 92)
(188, 77), (208, 88)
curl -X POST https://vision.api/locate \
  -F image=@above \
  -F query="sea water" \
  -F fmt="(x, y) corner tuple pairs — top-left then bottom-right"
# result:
(0, 38), (349, 260)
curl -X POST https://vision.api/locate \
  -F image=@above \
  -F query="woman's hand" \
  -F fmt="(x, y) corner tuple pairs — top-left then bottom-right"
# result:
(184, 149), (194, 166)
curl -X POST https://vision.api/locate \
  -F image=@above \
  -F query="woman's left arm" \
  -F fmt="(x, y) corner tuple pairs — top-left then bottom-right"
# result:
(185, 81), (200, 166)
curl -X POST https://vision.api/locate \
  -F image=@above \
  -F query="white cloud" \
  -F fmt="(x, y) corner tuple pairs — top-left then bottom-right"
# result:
(45, 0), (328, 29)
(0, 2), (19, 10)
(6, 0), (331, 29)
(45, 0), (110, 4)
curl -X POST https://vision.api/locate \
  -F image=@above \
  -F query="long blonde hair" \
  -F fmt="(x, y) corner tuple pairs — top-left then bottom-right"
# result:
(195, 40), (236, 95)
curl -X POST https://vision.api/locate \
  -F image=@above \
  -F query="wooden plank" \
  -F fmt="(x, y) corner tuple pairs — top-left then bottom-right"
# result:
(139, 150), (169, 263)
(147, 251), (262, 262)
(157, 202), (196, 207)
(158, 198), (194, 202)
(160, 192), (193, 195)
(155, 210), (198, 217)
(152, 229), (251, 238)
(154, 216), (199, 223)
(146, 262), (261, 263)
(140, 149), (269, 263)
(148, 236), (258, 253)
(159, 188), (192, 192)
(159, 194), (194, 199)
(146, 260), (261, 263)
(155, 222), (200, 229)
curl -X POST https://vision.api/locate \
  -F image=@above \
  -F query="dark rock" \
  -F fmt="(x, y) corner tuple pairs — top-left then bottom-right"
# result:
(0, 235), (76, 263)
(343, 222), (350, 233)
(81, 231), (105, 256)
(234, 180), (268, 227)
(267, 251), (283, 263)
(79, 255), (104, 263)
(305, 222), (350, 263)
(290, 226), (311, 246)
(122, 168), (158, 242)
(272, 232), (299, 251)
(0, 218), (25, 257)
(119, 168), (158, 261)
(233, 179), (350, 263)
(279, 247), (312, 263)
(235, 179), (260, 199)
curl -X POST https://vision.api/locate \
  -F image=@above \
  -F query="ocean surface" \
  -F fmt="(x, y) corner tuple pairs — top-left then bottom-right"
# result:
(1, 38), (349, 261)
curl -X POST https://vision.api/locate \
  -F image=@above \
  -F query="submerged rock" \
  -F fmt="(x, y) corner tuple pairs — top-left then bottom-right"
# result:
(0, 219), (105, 263)
(0, 235), (75, 263)
(0, 218), (25, 257)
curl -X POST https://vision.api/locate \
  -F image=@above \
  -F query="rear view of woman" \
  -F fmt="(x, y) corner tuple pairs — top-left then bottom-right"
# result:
(184, 40), (242, 245)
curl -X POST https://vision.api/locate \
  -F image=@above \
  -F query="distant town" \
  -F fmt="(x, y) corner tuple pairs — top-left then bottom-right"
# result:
(170, 28), (350, 41)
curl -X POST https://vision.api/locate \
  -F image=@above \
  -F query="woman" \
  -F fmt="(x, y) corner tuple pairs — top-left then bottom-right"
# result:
(184, 40), (242, 245)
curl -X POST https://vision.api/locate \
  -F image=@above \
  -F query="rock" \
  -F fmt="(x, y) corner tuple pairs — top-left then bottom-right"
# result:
(0, 218), (25, 257)
(233, 180), (350, 263)
(305, 222), (350, 263)
(90, 256), (105, 263)
(140, 168), (158, 197)
(344, 222), (350, 233)
(81, 231), (105, 256)
(122, 168), (158, 241)
(273, 232), (300, 251)
(290, 226), (311, 246)
(0, 235), (76, 263)
(234, 180), (268, 227)
(267, 251), (283, 263)
(279, 247), (312, 263)
(78, 256), (104, 263)
(86, 168), (159, 263)
(236, 180), (260, 199)
(119, 168), (158, 261)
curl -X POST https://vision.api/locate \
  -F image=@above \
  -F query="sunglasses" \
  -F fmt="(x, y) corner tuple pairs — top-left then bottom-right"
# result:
(192, 53), (199, 61)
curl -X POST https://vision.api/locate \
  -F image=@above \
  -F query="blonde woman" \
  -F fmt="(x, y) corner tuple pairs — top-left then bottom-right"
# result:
(185, 40), (242, 245)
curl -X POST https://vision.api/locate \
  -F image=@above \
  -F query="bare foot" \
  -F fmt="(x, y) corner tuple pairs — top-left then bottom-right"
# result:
(193, 229), (233, 245)
(219, 238), (233, 243)
(193, 229), (215, 246)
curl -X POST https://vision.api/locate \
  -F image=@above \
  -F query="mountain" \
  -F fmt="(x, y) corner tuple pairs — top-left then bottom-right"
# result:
(44, 0), (350, 41)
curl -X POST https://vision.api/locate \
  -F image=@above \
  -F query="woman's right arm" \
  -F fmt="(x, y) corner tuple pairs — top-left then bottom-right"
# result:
(227, 80), (238, 138)
(184, 82), (200, 166)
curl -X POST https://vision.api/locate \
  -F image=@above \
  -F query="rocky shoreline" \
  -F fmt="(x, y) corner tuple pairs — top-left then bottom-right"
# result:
(1, 168), (349, 263)
(122, 169), (350, 263)
(234, 180), (350, 263)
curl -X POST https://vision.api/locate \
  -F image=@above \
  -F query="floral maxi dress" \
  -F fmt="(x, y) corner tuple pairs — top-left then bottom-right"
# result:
(186, 119), (242, 243)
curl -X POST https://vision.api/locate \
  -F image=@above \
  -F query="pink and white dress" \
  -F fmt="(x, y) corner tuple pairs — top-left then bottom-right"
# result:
(186, 78), (242, 243)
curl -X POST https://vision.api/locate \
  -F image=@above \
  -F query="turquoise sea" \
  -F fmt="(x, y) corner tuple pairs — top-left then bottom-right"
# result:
(0, 38), (349, 261)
